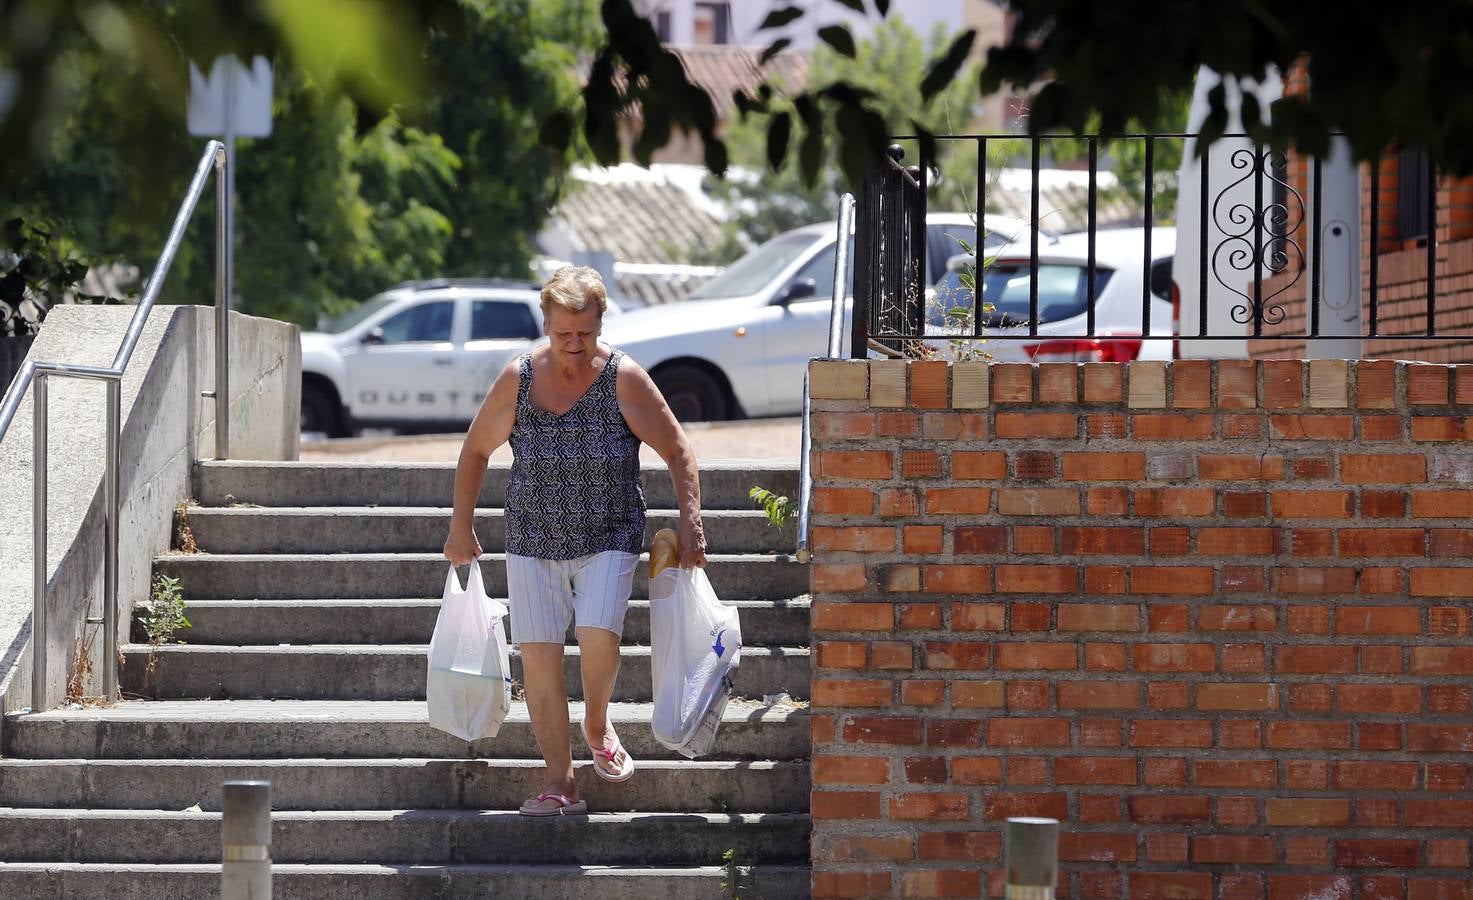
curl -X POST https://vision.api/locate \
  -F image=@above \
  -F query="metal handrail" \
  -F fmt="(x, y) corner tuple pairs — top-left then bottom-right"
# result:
(0, 140), (232, 711)
(795, 192), (856, 564)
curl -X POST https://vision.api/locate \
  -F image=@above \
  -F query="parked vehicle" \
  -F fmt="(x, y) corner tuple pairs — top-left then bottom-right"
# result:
(601, 213), (1033, 420)
(300, 278), (587, 437)
(929, 227), (1176, 362)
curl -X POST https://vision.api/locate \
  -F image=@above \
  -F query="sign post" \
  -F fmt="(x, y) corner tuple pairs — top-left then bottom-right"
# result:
(188, 55), (273, 310)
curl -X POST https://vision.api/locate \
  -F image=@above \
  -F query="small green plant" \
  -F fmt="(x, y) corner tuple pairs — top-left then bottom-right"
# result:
(720, 848), (766, 899)
(748, 486), (792, 530)
(708, 792), (731, 813)
(139, 575), (191, 679)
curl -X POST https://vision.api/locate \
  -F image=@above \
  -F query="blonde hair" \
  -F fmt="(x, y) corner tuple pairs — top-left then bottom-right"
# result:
(540, 266), (608, 318)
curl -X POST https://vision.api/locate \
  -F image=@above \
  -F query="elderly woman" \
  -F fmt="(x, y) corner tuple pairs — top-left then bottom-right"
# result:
(443, 266), (707, 816)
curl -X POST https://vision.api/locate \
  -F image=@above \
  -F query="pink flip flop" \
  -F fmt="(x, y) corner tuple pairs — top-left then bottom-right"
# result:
(583, 724), (636, 783)
(519, 792), (588, 817)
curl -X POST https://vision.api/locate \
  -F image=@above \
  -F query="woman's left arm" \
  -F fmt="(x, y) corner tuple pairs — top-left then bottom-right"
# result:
(618, 360), (706, 568)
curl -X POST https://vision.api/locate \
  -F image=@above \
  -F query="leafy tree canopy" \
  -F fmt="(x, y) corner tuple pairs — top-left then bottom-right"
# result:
(560, 0), (1473, 190)
(2, 0), (598, 326)
(701, 18), (984, 265)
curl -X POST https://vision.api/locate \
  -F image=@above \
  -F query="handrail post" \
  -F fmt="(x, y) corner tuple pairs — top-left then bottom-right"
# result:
(215, 144), (231, 460)
(103, 377), (120, 700)
(798, 192), (857, 564)
(828, 193), (855, 358)
(795, 370), (813, 563)
(31, 370), (48, 711)
(221, 780), (272, 899)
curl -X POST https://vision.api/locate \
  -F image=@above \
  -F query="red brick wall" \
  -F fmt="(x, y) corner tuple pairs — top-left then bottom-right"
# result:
(1251, 159), (1473, 361)
(808, 358), (1473, 899)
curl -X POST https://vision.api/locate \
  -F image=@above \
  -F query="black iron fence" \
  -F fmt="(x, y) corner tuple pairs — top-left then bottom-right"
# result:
(852, 133), (1470, 360)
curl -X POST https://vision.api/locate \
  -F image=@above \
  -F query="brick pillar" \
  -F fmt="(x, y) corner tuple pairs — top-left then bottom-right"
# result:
(809, 358), (1473, 900)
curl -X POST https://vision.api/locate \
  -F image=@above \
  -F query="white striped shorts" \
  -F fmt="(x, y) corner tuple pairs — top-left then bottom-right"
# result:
(505, 550), (640, 644)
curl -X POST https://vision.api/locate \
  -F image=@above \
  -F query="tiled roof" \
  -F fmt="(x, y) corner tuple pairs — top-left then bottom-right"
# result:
(984, 167), (1146, 232)
(669, 44), (809, 118)
(539, 163), (726, 304)
(548, 164), (723, 264)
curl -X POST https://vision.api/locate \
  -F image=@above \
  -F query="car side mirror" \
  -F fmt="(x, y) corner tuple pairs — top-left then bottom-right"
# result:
(775, 277), (818, 306)
(361, 327), (386, 346)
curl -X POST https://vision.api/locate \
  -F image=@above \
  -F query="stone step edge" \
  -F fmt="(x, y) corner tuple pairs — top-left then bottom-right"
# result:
(120, 644), (810, 655)
(5, 697), (803, 718)
(0, 809), (809, 825)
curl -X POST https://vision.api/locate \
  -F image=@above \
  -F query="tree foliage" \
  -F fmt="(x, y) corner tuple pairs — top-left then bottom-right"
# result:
(555, 0), (1473, 193)
(699, 19), (985, 264)
(1, 0), (598, 327)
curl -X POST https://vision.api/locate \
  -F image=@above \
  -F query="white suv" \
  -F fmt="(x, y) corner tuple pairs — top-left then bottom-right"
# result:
(300, 278), (577, 437)
(601, 212), (1031, 420)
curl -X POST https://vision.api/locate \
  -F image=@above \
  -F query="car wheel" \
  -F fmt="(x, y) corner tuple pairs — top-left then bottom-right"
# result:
(301, 381), (348, 438)
(652, 364), (729, 422)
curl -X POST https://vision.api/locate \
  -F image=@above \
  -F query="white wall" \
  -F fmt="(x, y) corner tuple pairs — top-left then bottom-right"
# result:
(636, 0), (967, 48)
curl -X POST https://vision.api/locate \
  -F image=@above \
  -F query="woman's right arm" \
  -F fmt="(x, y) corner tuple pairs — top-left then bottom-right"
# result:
(444, 359), (521, 566)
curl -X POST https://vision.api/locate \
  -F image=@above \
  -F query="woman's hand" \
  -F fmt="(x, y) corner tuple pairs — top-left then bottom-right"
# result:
(679, 516), (707, 568)
(444, 525), (483, 567)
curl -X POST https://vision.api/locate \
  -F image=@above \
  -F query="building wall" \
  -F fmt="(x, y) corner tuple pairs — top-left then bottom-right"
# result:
(1250, 65), (1473, 360)
(808, 357), (1473, 899)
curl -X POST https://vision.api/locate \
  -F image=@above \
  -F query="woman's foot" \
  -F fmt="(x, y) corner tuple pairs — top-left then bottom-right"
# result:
(519, 790), (587, 817)
(582, 721), (636, 782)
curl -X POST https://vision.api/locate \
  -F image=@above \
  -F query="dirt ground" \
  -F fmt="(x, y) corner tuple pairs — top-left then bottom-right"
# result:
(299, 417), (803, 463)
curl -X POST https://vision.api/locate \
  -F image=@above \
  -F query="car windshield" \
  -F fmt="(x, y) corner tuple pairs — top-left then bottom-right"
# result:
(931, 262), (1114, 329)
(688, 232), (817, 299)
(317, 294), (398, 334)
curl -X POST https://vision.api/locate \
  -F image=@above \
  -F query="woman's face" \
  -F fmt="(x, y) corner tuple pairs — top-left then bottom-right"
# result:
(544, 303), (602, 366)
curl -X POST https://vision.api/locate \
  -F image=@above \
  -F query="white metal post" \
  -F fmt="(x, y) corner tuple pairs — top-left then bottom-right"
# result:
(221, 780), (271, 899)
(31, 371), (47, 710)
(1005, 816), (1059, 899)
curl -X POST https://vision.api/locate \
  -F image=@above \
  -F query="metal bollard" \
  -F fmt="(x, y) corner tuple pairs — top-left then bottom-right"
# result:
(221, 780), (272, 899)
(1004, 816), (1059, 899)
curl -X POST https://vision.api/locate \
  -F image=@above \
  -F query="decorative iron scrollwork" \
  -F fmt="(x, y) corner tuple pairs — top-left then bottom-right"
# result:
(1211, 147), (1305, 330)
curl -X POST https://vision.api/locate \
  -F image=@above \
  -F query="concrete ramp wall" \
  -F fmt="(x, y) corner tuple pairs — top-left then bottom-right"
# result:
(0, 305), (300, 725)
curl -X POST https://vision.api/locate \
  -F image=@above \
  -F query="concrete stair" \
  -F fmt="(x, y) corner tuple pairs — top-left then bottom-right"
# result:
(0, 863), (811, 899)
(120, 643), (811, 702)
(2, 459), (811, 897)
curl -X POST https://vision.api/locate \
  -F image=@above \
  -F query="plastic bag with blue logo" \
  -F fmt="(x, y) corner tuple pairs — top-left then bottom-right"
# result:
(427, 563), (512, 741)
(648, 565), (742, 758)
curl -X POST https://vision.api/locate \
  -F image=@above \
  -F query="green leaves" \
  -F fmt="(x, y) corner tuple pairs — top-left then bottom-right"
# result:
(766, 112), (792, 172)
(537, 110), (574, 152)
(817, 25), (857, 58)
(759, 37), (791, 65)
(749, 486), (793, 531)
(759, 6), (804, 29)
(920, 29), (975, 104)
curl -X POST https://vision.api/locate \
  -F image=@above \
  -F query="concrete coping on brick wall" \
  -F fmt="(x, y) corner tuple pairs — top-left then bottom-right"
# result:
(809, 357), (1473, 412)
(0, 305), (300, 728)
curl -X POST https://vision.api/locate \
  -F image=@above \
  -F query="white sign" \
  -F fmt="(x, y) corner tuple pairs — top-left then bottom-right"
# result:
(188, 55), (273, 138)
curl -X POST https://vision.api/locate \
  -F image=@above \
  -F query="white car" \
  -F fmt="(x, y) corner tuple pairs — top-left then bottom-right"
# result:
(601, 213), (1032, 420)
(929, 226), (1177, 362)
(300, 278), (622, 437)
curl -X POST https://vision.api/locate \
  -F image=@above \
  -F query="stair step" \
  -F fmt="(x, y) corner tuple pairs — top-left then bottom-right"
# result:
(0, 758), (809, 813)
(2, 700), (810, 761)
(152, 553), (807, 601)
(164, 598), (811, 646)
(194, 460), (800, 511)
(0, 862), (810, 900)
(183, 507), (791, 555)
(119, 643), (809, 702)
(0, 808), (812, 866)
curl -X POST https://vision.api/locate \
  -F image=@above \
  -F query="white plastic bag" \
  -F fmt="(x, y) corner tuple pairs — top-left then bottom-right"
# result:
(649, 566), (742, 758)
(427, 563), (511, 741)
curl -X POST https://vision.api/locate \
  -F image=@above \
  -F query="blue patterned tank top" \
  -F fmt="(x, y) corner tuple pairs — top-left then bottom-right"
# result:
(505, 348), (647, 560)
